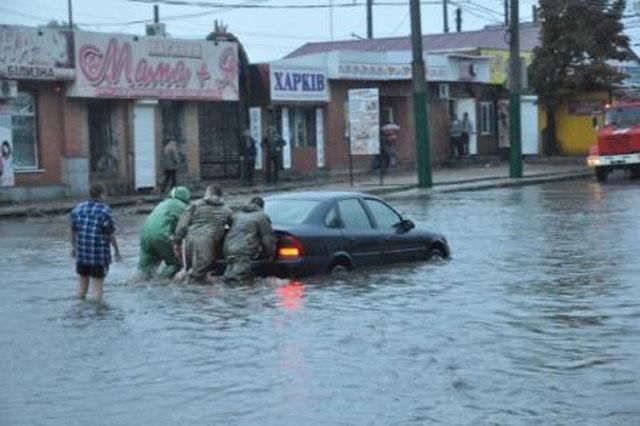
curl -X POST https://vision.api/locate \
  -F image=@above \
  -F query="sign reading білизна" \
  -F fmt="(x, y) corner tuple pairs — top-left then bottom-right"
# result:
(67, 31), (239, 100)
(348, 88), (380, 156)
(270, 65), (329, 102)
(0, 25), (74, 80)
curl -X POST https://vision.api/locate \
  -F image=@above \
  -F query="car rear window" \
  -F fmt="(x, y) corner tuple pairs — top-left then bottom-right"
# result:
(264, 199), (320, 225)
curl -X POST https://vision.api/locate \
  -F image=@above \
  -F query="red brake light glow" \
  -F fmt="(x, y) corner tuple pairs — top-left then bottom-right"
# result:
(277, 235), (304, 258)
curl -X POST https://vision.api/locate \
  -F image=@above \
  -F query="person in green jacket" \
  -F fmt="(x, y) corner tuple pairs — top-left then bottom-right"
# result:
(173, 184), (233, 283)
(138, 186), (191, 279)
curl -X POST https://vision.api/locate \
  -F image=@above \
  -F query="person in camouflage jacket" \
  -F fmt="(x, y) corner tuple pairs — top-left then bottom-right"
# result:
(223, 196), (276, 284)
(174, 184), (233, 283)
(138, 186), (191, 279)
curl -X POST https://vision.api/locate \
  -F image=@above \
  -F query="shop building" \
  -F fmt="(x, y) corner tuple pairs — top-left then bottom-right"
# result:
(0, 25), (77, 202)
(253, 49), (494, 177)
(1, 25), (242, 202)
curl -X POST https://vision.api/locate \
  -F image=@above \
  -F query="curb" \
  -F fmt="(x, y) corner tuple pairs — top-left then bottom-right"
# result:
(0, 170), (594, 219)
(384, 171), (593, 200)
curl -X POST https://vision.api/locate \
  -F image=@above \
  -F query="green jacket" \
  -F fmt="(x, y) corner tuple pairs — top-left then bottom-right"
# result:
(141, 186), (191, 241)
(223, 202), (276, 259)
(174, 195), (233, 244)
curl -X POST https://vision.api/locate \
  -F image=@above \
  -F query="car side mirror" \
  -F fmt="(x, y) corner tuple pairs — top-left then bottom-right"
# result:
(396, 219), (415, 232)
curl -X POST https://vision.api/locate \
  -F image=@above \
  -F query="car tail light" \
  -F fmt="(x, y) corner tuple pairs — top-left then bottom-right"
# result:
(278, 235), (304, 258)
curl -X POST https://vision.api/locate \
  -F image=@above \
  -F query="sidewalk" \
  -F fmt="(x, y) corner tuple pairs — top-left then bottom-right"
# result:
(0, 160), (593, 219)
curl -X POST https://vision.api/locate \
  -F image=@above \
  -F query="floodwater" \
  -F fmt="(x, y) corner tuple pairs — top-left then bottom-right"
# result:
(1, 178), (639, 425)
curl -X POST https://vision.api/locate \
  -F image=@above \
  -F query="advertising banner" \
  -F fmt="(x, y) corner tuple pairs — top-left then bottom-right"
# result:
(348, 88), (380, 155)
(316, 108), (325, 167)
(249, 107), (263, 170)
(270, 65), (329, 102)
(68, 31), (239, 100)
(0, 25), (74, 80)
(0, 105), (15, 187)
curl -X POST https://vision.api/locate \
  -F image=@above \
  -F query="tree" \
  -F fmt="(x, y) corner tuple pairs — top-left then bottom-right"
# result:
(530, 0), (630, 155)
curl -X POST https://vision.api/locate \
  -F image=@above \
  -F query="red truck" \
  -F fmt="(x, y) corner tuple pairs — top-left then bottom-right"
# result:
(587, 103), (640, 182)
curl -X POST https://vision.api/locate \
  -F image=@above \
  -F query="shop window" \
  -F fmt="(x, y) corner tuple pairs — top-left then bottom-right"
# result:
(8, 92), (38, 170)
(160, 100), (185, 144)
(88, 100), (119, 175)
(287, 108), (317, 148)
(480, 102), (495, 136)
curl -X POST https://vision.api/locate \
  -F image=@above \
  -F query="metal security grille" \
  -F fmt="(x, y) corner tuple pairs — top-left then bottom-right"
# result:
(199, 102), (242, 179)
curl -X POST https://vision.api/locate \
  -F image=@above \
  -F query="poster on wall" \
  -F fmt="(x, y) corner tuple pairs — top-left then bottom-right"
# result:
(348, 88), (380, 155)
(0, 105), (15, 187)
(68, 31), (239, 100)
(498, 100), (510, 148)
(316, 108), (325, 168)
(281, 107), (292, 169)
(249, 107), (263, 170)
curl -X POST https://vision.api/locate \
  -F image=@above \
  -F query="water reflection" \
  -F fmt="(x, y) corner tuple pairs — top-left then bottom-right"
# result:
(1, 180), (639, 425)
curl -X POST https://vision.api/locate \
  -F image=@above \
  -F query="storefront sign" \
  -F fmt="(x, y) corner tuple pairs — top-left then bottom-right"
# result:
(68, 31), (239, 100)
(348, 88), (380, 156)
(0, 105), (15, 187)
(568, 100), (606, 116)
(270, 65), (329, 102)
(0, 25), (74, 80)
(249, 107), (263, 170)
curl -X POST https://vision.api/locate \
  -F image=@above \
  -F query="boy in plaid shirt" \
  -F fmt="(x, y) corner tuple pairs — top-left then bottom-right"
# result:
(71, 183), (121, 302)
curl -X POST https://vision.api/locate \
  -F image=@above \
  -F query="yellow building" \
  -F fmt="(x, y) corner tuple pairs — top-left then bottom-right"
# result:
(538, 93), (609, 155)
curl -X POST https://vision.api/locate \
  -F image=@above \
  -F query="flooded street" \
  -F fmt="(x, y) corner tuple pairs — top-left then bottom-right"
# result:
(1, 179), (639, 425)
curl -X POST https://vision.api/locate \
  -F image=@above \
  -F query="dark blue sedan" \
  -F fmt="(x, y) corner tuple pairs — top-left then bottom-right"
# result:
(263, 191), (450, 277)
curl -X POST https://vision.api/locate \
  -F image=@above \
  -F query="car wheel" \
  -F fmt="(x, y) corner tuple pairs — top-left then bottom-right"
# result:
(329, 259), (351, 274)
(426, 246), (446, 261)
(595, 167), (608, 182)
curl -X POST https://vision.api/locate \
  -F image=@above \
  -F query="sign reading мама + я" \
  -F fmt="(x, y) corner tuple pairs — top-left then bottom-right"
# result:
(67, 31), (239, 101)
(270, 65), (329, 102)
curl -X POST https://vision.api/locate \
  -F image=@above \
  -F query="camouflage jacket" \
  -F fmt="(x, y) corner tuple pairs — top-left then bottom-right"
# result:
(174, 196), (233, 244)
(223, 202), (276, 259)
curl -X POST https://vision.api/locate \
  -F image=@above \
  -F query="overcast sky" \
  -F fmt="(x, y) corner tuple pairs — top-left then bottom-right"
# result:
(2, 0), (638, 63)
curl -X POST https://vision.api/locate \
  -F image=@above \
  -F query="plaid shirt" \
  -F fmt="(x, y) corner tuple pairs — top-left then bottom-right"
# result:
(71, 200), (115, 267)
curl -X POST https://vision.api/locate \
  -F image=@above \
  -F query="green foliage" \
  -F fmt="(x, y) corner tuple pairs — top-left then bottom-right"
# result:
(530, 0), (630, 153)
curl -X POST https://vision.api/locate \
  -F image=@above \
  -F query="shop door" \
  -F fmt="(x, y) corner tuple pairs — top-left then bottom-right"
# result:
(199, 102), (241, 179)
(134, 101), (157, 190)
(456, 98), (478, 155)
(521, 96), (539, 155)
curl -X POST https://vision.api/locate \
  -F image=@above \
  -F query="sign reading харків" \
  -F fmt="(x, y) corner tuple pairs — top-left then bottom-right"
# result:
(67, 31), (239, 100)
(0, 25), (74, 80)
(270, 64), (329, 102)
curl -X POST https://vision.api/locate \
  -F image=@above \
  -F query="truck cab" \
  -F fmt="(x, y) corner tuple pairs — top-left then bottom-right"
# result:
(587, 103), (640, 182)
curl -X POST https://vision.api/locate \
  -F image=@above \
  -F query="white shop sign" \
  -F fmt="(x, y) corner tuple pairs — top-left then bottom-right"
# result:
(270, 65), (329, 102)
(0, 25), (74, 80)
(68, 31), (239, 100)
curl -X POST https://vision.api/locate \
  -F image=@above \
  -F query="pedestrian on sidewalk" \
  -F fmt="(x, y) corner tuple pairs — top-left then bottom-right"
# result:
(70, 183), (121, 302)
(1, 140), (15, 187)
(460, 112), (474, 157)
(160, 139), (180, 193)
(449, 114), (462, 158)
(138, 186), (191, 279)
(173, 184), (233, 283)
(242, 129), (257, 186)
(223, 196), (275, 285)
(262, 126), (285, 184)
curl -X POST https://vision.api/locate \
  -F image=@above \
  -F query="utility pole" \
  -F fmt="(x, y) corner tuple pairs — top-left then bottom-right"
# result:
(330, 0), (335, 40)
(67, 0), (73, 29)
(410, 0), (432, 188)
(443, 0), (450, 33)
(456, 7), (462, 32)
(154, 4), (159, 23)
(509, 0), (522, 178)
(504, 0), (509, 26)
(367, 0), (374, 39)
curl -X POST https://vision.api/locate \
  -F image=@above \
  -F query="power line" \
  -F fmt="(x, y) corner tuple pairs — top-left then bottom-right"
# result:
(127, 0), (443, 8)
